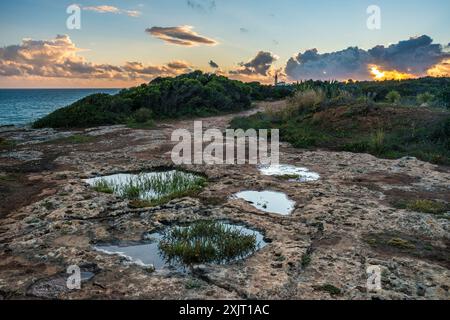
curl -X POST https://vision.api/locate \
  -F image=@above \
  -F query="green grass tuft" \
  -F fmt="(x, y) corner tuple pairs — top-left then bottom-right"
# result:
(92, 179), (114, 194)
(387, 237), (416, 249)
(51, 134), (95, 144)
(90, 171), (206, 207)
(313, 284), (342, 296)
(406, 199), (447, 215)
(158, 220), (258, 267)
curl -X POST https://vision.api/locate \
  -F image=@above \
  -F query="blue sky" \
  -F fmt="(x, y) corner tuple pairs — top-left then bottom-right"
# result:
(0, 0), (449, 87)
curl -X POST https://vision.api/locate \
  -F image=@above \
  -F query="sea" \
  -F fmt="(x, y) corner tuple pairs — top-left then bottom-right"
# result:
(0, 89), (120, 126)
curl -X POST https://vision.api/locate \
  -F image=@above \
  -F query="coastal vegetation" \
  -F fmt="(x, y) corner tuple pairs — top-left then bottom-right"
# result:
(231, 77), (450, 165)
(33, 71), (292, 129)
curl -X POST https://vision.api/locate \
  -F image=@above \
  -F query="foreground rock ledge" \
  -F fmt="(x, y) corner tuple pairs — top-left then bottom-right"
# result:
(0, 102), (449, 300)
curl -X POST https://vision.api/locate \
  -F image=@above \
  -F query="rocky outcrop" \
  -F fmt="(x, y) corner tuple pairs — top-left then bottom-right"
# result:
(0, 102), (448, 300)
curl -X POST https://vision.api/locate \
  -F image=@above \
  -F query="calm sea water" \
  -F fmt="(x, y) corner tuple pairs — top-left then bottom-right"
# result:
(0, 89), (120, 126)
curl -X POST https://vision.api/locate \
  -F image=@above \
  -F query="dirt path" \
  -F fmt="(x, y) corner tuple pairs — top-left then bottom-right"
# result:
(0, 100), (448, 300)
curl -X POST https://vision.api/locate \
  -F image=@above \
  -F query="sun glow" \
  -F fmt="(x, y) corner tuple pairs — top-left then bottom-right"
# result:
(427, 59), (450, 77)
(369, 65), (416, 81)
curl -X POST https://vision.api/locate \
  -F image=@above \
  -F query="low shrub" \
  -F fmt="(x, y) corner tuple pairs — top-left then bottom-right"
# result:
(386, 90), (401, 104)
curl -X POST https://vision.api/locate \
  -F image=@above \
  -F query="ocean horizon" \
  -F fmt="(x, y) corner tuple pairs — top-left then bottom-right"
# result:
(0, 88), (120, 126)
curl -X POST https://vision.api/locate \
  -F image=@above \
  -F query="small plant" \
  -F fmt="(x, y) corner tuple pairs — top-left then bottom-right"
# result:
(133, 108), (153, 123)
(301, 253), (312, 268)
(276, 174), (301, 181)
(387, 237), (416, 249)
(369, 129), (385, 154)
(185, 279), (203, 289)
(127, 108), (155, 129)
(406, 199), (447, 215)
(313, 284), (342, 296)
(417, 92), (434, 106)
(89, 171), (206, 207)
(92, 179), (114, 194)
(158, 220), (258, 267)
(41, 201), (55, 211)
(285, 89), (325, 118)
(386, 90), (401, 104)
(51, 135), (95, 144)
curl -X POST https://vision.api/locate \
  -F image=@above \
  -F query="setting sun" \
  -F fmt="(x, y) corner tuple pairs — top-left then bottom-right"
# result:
(369, 65), (417, 81)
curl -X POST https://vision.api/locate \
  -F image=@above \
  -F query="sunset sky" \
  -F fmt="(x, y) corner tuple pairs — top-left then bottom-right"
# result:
(0, 0), (449, 88)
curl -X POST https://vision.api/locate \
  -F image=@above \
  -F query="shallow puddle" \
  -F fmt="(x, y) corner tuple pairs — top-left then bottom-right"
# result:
(93, 222), (266, 271)
(233, 190), (295, 215)
(259, 164), (320, 182)
(84, 170), (203, 200)
(93, 233), (166, 269)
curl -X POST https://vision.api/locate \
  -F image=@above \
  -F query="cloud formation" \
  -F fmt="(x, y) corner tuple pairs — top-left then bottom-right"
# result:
(145, 26), (218, 46)
(285, 35), (450, 80)
(0, 35), (191, 82)
(209, 60), (219, 68)
(83, 5), (141, 17)
(230, 51), (278, 76)
(167, 60), (192, 70)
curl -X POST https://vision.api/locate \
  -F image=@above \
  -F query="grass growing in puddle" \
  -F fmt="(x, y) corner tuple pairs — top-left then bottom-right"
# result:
(94, 220), (266, 271)
(87, 170), (206, 207)
(92, 180), (114, 194)
(159, 220), (260, 267)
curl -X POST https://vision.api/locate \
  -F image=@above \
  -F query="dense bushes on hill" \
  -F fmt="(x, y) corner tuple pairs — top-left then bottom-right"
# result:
(291, 77), (450, 107)
(32, 73), (449, 129)
(33, 71), (292, 129)
(344, 77), (450, 106)
(230, 88), (450, 165)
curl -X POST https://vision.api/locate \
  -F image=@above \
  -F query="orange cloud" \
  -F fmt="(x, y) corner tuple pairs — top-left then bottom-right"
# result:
(0, 35), (193, 86)
(427, 59), (450, 77)
(83, 5), (142, 17)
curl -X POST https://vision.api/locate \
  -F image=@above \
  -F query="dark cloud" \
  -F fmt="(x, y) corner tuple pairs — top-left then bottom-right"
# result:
(146, 26), (218, 46)
(167, 60), (192, 70)
(209, 60), (219, 68)
(230, 51), (277, 76)
(240, 28), (249, 33)
(285, 35), (450, 80)
(0, 35), (192, 80)
(187, 0), (216, 12)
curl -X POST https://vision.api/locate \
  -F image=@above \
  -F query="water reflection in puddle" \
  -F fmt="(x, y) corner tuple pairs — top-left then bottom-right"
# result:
(94, 233), (166, 269)
(93, 223), (266, 272)
(233, 190), (295, 215)
(259, 164), (320, 182)
(84, 170), (203, 200)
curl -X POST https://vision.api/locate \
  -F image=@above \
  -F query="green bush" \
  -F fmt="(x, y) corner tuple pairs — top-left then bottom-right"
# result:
(386, 90), (401, 104)
(286, 89), (325, 117)
(417, 92), (435, 105)
(33, 71), (260, 128)
(132, 108), (152, 123)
